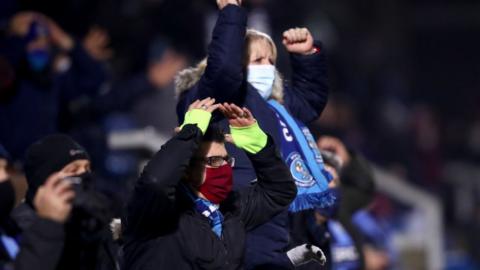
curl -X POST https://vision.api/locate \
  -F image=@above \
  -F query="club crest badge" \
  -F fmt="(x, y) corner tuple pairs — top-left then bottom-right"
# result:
(287, 152), (315, 187)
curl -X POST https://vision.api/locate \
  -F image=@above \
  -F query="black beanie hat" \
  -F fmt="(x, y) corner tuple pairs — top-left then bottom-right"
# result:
(24, 134), (90, 205)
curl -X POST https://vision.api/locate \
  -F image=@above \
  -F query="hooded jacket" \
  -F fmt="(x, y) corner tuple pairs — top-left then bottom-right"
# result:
(122, 124), (296, 270)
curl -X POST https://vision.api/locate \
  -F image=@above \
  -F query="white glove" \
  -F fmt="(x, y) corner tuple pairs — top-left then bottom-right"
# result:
(287, 243), (327, 267)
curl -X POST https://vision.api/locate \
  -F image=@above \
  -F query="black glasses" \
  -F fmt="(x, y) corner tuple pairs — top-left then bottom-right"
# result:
(196, 155), (235, 168)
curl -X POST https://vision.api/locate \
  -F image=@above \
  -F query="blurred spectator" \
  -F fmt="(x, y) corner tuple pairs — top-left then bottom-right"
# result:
(82, 26), (113, 62)
(63, 37), (187, 192)
(289, 135), (377, 270)
(2, 143), (63, 269)
(14, 172), (74, 270)
(77, 37), (187, 134)
(0, 12), (107, 162)
(0, 153), (17, 266)
(352, 210), (390, 270)
(11, 134), (118, 270)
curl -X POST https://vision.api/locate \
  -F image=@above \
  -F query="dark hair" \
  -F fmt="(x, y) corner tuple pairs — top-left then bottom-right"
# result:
(202, 124), (225, 143)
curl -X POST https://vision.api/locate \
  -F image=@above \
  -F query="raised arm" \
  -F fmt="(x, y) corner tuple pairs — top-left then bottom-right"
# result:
(282, 28), (329, 124)
(177, 2), (246, 121)
(123, 125), (201, 238)
(124, 98), (218, 238)
(38, 17), (108, 101)
(198, 2), (246, 101)
(219, 103), (296, 230)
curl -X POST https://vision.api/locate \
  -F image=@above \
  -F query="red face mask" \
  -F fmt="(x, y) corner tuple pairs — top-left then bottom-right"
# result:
(198, 164), (233, 204)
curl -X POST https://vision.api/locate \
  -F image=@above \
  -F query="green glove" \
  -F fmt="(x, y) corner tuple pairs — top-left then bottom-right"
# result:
(181, 109), (212, 134)
(230, 121), (268, 154)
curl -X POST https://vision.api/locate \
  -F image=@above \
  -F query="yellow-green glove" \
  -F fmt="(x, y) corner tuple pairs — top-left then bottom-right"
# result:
(230, 121), (268, 154)
(180, 109), (212, 134)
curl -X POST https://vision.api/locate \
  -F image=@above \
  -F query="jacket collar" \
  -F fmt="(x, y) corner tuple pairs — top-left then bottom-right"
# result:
(174, 60), (285, 103)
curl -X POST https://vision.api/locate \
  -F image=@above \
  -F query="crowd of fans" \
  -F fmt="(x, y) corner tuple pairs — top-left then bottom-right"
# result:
(1, 0), (479, 269)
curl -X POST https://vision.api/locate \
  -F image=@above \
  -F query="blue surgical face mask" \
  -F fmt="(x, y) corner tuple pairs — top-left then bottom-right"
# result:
(27, 49), (50, 72)
(247, 65), (275, 100)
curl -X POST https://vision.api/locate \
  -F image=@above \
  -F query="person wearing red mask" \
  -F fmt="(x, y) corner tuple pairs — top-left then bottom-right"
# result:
(122, 97), (296, 269)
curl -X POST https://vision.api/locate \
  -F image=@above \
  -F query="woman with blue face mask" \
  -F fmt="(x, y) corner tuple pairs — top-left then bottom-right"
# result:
(176, 0), (328, 195)
(175, 0), (329, 269)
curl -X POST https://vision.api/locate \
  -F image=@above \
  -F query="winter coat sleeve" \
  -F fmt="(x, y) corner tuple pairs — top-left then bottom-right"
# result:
(14, 217), (65, 270)
(123, 124), (202, 238)
(177, 5), (246, 121)
(238, 136), (297, 231)
(284, 42), (329, 124)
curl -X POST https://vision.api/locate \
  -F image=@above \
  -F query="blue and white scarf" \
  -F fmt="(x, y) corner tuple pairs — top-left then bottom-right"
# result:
(268, 100), (337, 212)
(194, 198), (224, 238)
(182, 184), (224, 237)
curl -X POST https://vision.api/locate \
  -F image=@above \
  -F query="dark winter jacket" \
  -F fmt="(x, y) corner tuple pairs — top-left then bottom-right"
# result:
(0, 37), (107, 162)
(1, 180), (63, 270)
(11, 202), (119, 270)
(122, 124), (296, 270)
(14, 217), (66, 270)
(0, 180), (17, 265)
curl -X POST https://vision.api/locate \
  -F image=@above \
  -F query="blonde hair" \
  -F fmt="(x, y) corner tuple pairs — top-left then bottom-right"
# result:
(244, 29), (283, 102)
(245, 29), (277, 65)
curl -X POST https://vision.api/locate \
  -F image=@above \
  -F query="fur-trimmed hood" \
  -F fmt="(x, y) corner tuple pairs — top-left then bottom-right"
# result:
(174, 59), (285, 102)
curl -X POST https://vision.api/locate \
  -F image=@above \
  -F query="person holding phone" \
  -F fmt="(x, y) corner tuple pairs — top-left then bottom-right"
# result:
(11, 135), (119, 270)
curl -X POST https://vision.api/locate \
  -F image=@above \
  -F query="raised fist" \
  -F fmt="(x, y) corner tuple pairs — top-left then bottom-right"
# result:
(282, 27), (315, 55)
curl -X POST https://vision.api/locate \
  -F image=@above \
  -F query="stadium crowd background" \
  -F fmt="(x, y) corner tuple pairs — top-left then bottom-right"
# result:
(1, 0), (479, 269)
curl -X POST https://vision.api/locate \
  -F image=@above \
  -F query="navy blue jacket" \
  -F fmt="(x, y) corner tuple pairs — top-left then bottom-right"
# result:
(176, 4), (328, 269)
(0, 37), (106, 161)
